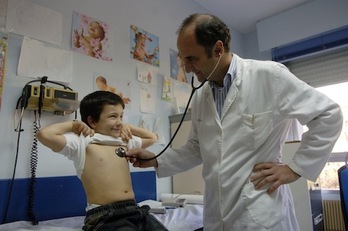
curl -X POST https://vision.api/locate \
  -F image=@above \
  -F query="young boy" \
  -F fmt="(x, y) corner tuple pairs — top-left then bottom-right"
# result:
(37, 91), (167, 231)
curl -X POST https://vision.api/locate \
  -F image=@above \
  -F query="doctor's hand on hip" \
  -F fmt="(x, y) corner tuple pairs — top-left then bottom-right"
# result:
(126, 148), (158, 168)
(250, 162), (300, 194)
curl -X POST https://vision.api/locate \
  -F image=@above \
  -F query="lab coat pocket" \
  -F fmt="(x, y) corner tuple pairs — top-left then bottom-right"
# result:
(242, 111), (273, 149)
(241, 182), (284, 229)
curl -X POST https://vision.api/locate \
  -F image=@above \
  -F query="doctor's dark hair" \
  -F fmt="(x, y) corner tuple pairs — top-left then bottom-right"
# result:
(177, 13), (231, 58)
(79, 90), (125, 127)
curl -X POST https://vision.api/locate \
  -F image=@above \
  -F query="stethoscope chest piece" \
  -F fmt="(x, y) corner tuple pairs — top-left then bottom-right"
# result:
(115, 147), (126, 158)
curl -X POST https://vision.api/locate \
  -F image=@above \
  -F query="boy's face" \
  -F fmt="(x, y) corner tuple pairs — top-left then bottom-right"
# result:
(91, 104), (124, 137)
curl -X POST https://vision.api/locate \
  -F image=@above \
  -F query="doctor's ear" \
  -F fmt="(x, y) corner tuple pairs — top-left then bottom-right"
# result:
(214, 40), (224, 56)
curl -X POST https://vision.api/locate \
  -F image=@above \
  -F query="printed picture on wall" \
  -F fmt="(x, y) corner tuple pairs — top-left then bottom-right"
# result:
(93, 72), (132, 107)
(130, 25), (159, 67)
(161, 75), (173, 102)
(137, 63), (158, 85)
(170, 49), (190, 83)
(173, 80), (191, 113)
(18, 37), (73, 83)
(153, 117), (166, 145)
(139, 83), (156, 113)
(72, 11), (112, 61)
(139, 114), (153, 132)
(6, 0), (63, 45)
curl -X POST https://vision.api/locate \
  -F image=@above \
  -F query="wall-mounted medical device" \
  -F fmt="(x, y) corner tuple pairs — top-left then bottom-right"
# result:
(19, 76), (79, 116)
(23, 85), (79, 115)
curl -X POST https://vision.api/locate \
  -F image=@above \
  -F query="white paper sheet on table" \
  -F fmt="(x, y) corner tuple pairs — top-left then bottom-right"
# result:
(0, 216), (84, 231)
(160, 193), (204, 204)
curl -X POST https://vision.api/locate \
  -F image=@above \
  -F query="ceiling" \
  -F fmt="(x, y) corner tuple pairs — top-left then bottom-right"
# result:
(192, 0), (313, 34)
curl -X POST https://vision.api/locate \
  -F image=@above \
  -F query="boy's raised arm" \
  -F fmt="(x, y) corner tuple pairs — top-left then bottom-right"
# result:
(37, 121), (94, 152)
(123, 124), (157, 148)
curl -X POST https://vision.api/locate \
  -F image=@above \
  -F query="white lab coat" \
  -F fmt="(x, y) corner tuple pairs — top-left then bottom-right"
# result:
(157, 55), (343, 231)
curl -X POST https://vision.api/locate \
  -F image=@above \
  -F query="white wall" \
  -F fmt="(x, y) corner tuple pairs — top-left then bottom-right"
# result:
(0, 0), (244, 198)
(256, 0), (348, 52)
(244, 0), (348, 59)
(243, 30), (271, 60)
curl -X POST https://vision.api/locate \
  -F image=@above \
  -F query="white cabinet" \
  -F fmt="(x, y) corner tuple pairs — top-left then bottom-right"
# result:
(282, 142), (314, 231)
(169, 113), (204, 195)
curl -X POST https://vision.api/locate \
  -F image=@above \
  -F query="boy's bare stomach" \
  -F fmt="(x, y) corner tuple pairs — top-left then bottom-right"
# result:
(81, 144), (135, 205)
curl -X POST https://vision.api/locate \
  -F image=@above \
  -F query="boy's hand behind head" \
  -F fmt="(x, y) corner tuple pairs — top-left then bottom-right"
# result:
(72, 120), (94, 137)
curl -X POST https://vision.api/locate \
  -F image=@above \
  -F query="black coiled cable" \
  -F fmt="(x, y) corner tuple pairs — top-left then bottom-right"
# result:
(28, 112), (39, 225)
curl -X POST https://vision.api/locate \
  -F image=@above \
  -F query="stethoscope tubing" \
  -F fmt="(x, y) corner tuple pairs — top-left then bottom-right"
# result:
(132, 77), (207, 161)
(133, 54), (223, 161)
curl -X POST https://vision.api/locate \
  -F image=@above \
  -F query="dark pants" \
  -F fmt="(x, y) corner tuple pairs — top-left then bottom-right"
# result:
(83, 200), (168, 231)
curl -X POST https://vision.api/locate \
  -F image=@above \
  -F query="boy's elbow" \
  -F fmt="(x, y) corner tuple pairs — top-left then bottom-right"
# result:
(36, 128), (52, 144)
(36, 129), (51, 148)
(36, 129), (45, 143)
(36, 129), (64, 153)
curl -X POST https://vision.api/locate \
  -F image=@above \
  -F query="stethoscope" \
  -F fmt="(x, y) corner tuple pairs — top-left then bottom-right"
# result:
(115, 53), (223, 160)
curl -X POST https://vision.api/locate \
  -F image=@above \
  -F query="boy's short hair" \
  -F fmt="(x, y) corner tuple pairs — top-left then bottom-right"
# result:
(80, 91), (125, 127)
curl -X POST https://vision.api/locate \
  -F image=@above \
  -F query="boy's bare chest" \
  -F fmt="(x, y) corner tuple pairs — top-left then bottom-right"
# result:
(85, 144), (127, 165)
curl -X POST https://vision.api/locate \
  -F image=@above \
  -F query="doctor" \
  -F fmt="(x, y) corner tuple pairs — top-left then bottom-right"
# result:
(127, 13), (343, 230)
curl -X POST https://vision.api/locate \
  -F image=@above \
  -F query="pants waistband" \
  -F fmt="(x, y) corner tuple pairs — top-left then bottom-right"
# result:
(86, 200), (137, 216)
